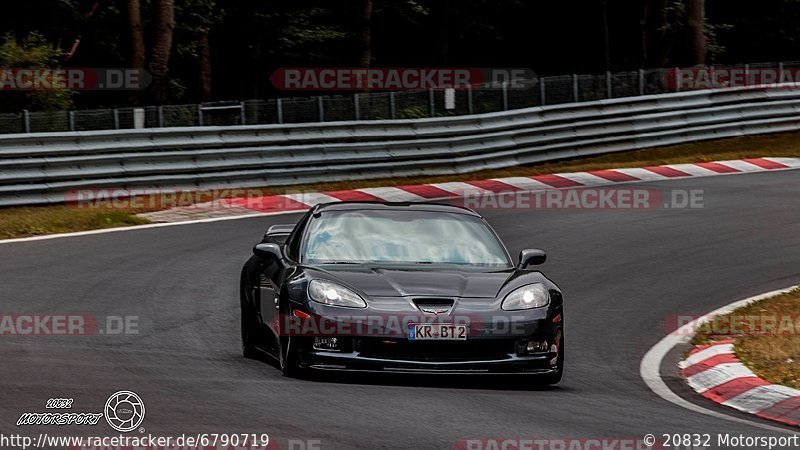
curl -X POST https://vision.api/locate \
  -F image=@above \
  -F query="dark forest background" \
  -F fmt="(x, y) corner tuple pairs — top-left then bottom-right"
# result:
(1, 0), (798, 111)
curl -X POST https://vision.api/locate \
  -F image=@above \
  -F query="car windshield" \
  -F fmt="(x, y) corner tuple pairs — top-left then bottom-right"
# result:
(301, 209), (512, 268)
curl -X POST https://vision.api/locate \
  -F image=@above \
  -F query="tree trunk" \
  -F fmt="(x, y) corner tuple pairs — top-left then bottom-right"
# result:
(199, 32), (213, 101)
(149, 0), (175, 104)
(600, 0), (611, 71)
(431, 0), (450, 65)
(126, 0), (145, 70)
(359, 0), (373, 68)
(686, 0), (706, 65)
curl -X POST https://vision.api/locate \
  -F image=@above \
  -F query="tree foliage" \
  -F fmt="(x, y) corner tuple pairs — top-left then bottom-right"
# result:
(2, 0), (800, 109)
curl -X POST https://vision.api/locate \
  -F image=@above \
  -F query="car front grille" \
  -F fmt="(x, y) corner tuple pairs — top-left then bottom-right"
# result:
(355, 338), (514, 362)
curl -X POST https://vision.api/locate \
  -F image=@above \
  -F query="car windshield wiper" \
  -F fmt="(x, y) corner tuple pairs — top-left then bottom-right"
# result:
(314, 261), (361, 265)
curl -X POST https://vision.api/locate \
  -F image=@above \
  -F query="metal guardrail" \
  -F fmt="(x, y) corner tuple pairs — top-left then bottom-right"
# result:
(4, 61), (800, 135)
(1, 85), (799, 207)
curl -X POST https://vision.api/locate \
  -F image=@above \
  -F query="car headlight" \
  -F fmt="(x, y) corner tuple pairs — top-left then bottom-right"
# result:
(501, 284), (550, 311)
(308, 280), (367, 308)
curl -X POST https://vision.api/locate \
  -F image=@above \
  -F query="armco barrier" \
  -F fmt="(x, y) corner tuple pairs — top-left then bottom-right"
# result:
(1, 85), (799, 207)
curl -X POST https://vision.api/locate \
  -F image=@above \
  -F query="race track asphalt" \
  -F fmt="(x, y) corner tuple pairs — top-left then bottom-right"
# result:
(0, 169), (798, 449)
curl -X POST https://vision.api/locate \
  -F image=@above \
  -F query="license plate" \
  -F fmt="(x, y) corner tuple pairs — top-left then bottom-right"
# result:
(408, 323), (467, 341)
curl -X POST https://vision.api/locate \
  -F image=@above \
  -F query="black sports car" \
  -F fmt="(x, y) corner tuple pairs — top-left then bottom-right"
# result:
(240, 202), (564, 383)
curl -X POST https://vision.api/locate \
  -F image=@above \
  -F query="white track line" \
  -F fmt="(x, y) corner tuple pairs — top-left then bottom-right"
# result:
(640, 286), (799, 434)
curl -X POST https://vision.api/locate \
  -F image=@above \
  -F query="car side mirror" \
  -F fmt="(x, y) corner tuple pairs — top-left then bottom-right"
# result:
(518, 249), (546, 269)
(253, 243), (284, 261)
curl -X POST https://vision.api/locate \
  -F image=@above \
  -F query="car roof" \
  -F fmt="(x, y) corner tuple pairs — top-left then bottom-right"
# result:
(311, 201), (482, 217)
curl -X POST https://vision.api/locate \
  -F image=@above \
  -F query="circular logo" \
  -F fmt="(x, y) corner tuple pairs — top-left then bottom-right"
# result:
(104, 391), (145, 432)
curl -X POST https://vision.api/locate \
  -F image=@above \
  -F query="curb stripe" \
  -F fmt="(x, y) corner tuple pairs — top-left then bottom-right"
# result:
(555, 172), (613, 186)
(743, 158), (789, 169)
(395, 184), (458, 199)
(681, 338), (800, 428)
(757, 397), (800, 426)
(724, 385), (800, 414)
(682, 354), (741, 378)
(643, 166), (691, 178)
(358, 187), (427, 202)
(664, 163), (719, 177)
(464, 179), (521, 193)
(695, 162), (742, 174)
(324, 190), (384, 202)
(687, 363), (756, 393)
(140, 158), (800, 224)
(702, 377), (773, 403)
(680, 342), (734, 367)
(531, 174), (583, 188)
(227, 196), (308, 212)
(588, 170), (641, 182)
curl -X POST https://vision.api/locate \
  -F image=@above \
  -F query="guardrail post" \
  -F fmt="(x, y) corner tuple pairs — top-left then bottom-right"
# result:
(198, 105), (204, 126)
(639, 68), (645, 96)
(68, 111), (76, 131)
(317, 96), (325, 122)
(22, 110), (30, 133)
(606, 71), (612, 98)
(277, 99), (283, 124)
(428, 89), (435, 117)
(158, 106), (165, 127)
(744, 64), (750, 87)
(502, 81), (509, 111)
(240, 101), (247, 125)
(572, 74), (579, 102)
(467, 86), (474, 115)
(354, 94), (360, 120)
(539, 76), (546, 106)
(113, 108), (120, 129)
(389, 91), (396, 119)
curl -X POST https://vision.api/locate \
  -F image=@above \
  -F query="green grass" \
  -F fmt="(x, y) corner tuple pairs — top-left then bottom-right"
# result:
(1, 130), (800, 240)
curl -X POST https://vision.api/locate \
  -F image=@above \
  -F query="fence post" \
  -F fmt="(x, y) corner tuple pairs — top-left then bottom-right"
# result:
(639, 68), (645, 96)
(389, 91), (396, 119)
(158, 106), (165, 127)
(317, 96), (325, 122)
(539, 76), (546, 106)
(779, 62), (785, 85)
(467, 86), (474, 115)
(240, 101), (247, 125)
(744, 64), (750, 87)
(68, 111), (76, 131)
(277, 99), (283, 124)
(572, 74), (579, 102)
(674, 68), (680, 92)
(22, 110), (30, 133)
(606, 71), (612, 98)
(354, 94), (360, 120)
(502, 81), (509, 111)
(198, 105), (204, 126)
(113, 108), (120, 130)
(428, 89), (435, 117)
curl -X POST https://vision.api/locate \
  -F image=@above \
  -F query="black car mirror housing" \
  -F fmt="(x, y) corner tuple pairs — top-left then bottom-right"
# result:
(518, 249), (546, 269)
(253, 243), (284, 261)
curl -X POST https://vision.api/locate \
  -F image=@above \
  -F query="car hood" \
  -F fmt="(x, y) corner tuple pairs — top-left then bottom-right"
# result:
(306, 266), (517, 298)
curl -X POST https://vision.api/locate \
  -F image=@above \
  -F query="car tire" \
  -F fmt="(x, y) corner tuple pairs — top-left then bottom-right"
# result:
(241, 271), (260, 359)
(280, 336), (308, 379)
